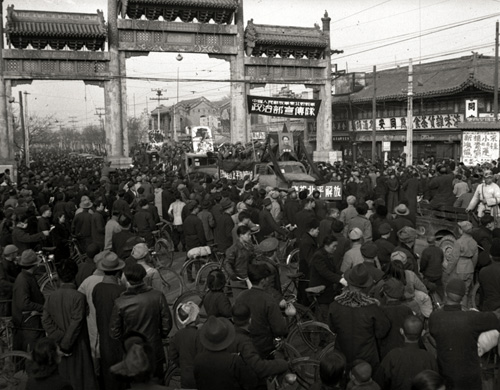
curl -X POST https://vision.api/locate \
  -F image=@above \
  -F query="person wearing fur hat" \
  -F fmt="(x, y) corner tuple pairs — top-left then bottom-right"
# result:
(328, 264), (390, 372)
(429, 278), (500, 390)
(478, 238), (500, 311)
(443, 221), (478, 308)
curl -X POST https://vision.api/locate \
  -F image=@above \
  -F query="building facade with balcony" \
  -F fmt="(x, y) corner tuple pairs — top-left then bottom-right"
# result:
(331, 54), (500, 162)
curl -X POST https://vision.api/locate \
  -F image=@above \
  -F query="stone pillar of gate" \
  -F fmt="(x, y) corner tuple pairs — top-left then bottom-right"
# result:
(230, 0), (248, 143)
(106, 0), (132, 168)
(313, 11), (333, 162)
(0, 1), (16, 181)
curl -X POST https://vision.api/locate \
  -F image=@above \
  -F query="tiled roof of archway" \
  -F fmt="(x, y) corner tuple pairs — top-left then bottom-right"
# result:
(5, 6), (107, 38)
(118, 0), (237, 9)
(250, 23), (327, 48)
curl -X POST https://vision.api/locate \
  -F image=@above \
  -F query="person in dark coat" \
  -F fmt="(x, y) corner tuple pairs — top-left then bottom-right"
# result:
(420, 236), (444, 300)
(110, 263), (173, 381)
(478, 238), (500, 311)
(0, 245), (20, 316)
(283, 188), (301, 226)
(256, 198), (289, 241)
(92, 257), (127, 390)
(235, 264), (288, 358)
(429, 278), (500, 390)
(401, 172), (420, 225)
(132, 198), (156, 247)
(183, 202), (207, 251)
(391, 204), (415, 244)
(377, 278), (414, 359)
(328, 263), (390, 372)
(374, 223), (395, 267)
(295, 197), (318, 240)
(90, 200), (106, 250)
(298, 220), (319, 305)
(41, 261), (98, 390)
(386, 171), (400, 215)
(374, 172), (388, 204)
(71, 199), (93, 252)
(309, 235), (342, 321)
(194, 316), (257, 390)
(111, 214), (137, 259)
(50, 211), (71, 263)
(12, 214), (49, 253)
(26, 337), (73, 390)
(203, 269), (232, 318)
(74, 243), (100, 287)
(370, 204), (392, 242)
(213, 198), (235, 252)
(375, 315), (438, 389)
(12, 249), (45, 352)
(169, 302), (202, 389)
(472, 214), (494, 269)
(428, 166), (455, 209)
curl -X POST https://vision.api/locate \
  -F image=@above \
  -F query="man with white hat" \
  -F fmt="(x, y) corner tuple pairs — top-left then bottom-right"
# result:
(443, 221), (478, 308)
(341, 227), (365, 273)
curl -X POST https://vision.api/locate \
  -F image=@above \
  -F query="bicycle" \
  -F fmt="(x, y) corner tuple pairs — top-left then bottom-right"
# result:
(35, 247), (59, 297)
(150, 249), (184, 306)
(179, 244), (224, 290)
(68, 236), (85, 265)
(152, 220), (175, 269)
(0, 350), (31, 389)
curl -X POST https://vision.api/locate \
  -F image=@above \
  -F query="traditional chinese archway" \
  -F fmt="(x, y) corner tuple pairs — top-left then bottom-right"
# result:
(0, 0), (333, 170)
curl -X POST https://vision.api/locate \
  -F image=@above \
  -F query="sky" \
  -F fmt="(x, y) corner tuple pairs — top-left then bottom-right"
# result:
(5, 0), (500, 130)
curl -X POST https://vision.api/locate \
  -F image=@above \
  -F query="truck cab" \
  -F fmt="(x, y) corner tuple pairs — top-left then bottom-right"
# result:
(254, 161), (316, 188)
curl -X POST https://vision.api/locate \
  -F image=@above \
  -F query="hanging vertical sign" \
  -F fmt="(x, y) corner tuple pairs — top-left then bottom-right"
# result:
(465, 99), (478, 118)
(462, 131), (500, 165)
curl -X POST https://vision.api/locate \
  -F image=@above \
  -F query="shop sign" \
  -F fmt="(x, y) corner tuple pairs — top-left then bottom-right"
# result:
(290, 181), (342, 200)
(466, 99), (478, 118)
(332, 136), (350, 142)
(353, 114), (464, 131)
(382, 141), (391, 152)
(462, 131), (500, 166)
(247, 95), (321, 118)
(251, 131), (266, 140)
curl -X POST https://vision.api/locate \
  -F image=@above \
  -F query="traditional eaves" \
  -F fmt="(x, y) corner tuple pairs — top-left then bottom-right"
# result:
(118, 0), (237, 9)
(251, 23), (327, 48)
(333, 56), (498, 104)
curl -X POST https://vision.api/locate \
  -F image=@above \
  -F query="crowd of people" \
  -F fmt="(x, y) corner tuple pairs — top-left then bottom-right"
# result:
(1, 147), (500, 390)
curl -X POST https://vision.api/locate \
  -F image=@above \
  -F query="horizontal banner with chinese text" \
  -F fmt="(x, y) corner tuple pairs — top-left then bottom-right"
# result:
(247, 95), (321, 118)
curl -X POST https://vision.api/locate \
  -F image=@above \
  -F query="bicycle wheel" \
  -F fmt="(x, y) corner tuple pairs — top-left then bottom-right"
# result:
(39, 275), (59, 297)
(155, 238), (175, 269)
(286, 249), (300, 272)
(0, 350), (31, 389)
(180, 258), (207, 291)
(287, 321), (336, 360)
(159, 268), (184, 306)
(172, 290), (207, 330)
(164, 364), (181, 388)
(290, 357), (320, 389)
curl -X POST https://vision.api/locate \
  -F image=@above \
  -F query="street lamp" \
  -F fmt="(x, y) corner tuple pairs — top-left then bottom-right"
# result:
(174, 53), (183, 141)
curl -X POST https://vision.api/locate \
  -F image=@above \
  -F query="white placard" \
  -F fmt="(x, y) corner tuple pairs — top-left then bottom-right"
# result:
(462, 131), (500, 166)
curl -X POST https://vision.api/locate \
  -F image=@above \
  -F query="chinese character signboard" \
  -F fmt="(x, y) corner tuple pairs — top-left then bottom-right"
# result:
(247, 95), (321, 119)
(462, 131), (500, 166)
(353, 114), (464, 131)
(251, 132), (266, 140)
(465, 99), (478, 118)
(291, 182), (343, 200)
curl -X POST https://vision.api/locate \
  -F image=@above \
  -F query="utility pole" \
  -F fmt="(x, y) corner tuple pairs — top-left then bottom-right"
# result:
(406, 59), (414, 167)
(19, 91), (28, 167)
(371, 66), (377, 163)
(494, 21), (499, 120)
(150, 88), (168, 137)
(23, 91), (30, 138)
(95, 107), (105, 152)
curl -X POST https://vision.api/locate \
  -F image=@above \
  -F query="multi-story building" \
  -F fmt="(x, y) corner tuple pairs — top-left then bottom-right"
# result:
(331, 54), (500, 162)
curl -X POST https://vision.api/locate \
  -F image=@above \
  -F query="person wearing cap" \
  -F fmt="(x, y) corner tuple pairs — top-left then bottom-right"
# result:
(228, 303), (288, 387)
(478, 238), (500, 311)
(71, 197), (94, 251)
(256, 197), (288, 242)
(183, 201), (207, 251)
(346, 202), (372, 242)
(0, 245), (20, 316)
(236, 263), (288, 358)
(168, 302), (201, 389)
(360, 242), (383, 283)
(394, 226), (419, 274)
(41, 260), (98, 390)
(377, 278), (414, 359)
(374, 222), (395, 266)
(318, 207), (340, 247)
(92, 251), (127, 390)
(339, 195), (358, 226)
(297, 219), (320, 305)
(198, 199), (216, 245)
(443, 221), (478, 308)
(466, 169), (500, 222)
(168, 192), (186, 252)
(112, 214), (138, 259)
(283, 187), (300, 227)
(36, 205), (52, 244)
(225, 225), (255, 297)
(213, 197), (235, 253)
(328, 263), (390, 372)
(341, 227), (365, 273)
(110, 263), (172, 381)
(429, 278), (500, 390)
(386, 170), (400, 216)
(194, 316), (256, 390)
(420, 236), (444, 300)
(295, 197), (318, 240)
(375, 315), (437, 390)
(131, 243), (163, 292)
(90, 198), (107, 250)
(391, 204), (415, 241)
(132, 198), (156, 248)
(12, 249), (45, 352)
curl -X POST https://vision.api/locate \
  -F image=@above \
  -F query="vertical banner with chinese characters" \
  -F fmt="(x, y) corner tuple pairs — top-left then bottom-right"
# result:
(291, 182), (343, 200)
(465, 99), (478, 118)
(247, 95), (321, 118)
(462, 131), (500, 166)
